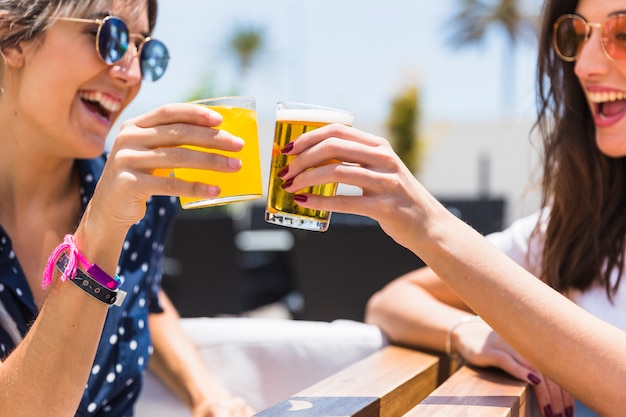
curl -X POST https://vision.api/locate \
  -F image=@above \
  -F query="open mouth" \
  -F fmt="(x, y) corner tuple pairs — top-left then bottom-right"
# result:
(79, 91), (121, 121)
(598, 100), (626, 119)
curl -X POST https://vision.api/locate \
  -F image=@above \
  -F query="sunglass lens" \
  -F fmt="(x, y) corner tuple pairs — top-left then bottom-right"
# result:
(603, 16), (626, 60)
(99, 17), (129, 64)
(140, 39), (169, 81)
(555, 16), (587, 60)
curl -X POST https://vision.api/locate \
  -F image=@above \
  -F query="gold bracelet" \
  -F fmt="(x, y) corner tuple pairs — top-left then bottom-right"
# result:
(445, 315), (483, 357)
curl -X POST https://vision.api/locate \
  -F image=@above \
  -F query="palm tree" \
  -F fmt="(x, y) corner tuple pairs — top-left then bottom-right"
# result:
(387, 85), (422, 174)
(225, 22), (267, 94)
(445, 0), (538, 115)
(187, 22), (267, 101)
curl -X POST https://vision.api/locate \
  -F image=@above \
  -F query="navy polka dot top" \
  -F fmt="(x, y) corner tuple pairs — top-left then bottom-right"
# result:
(0, 155), (180, 416)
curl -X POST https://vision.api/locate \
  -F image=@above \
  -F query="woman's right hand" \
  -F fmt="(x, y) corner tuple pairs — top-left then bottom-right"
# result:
(278, 124), (438, 250)
(85, 103), (244, 235)
(455, 321), (575, 417)
(74, 102), (244, 264)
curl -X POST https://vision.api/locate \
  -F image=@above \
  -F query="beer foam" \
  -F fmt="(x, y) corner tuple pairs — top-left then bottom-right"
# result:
(276, 108), (354, 125)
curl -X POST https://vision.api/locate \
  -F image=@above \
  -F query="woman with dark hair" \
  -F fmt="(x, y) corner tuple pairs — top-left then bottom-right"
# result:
(362, 1), (624, 415)
(0, 1), (253, 416)
(361, 0), (626, 415)
(276, 0), (626, 416)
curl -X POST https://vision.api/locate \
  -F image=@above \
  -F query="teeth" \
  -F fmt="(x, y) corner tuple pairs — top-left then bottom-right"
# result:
(588, 91), (626, 103)
(79, 91), (121, 113)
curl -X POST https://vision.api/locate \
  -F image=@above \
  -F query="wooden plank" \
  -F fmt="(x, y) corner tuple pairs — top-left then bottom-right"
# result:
(405, 365), (540, 417)
(255, 345), (439, 417)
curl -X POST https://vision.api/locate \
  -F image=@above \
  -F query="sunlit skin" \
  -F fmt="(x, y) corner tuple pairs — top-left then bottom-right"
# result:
(273, 2), (626, 416)
(5, 1), (144, 163)
(0, 1), (254, 415)
(575, 0), (626, 157)
(0, 0), (147, 312)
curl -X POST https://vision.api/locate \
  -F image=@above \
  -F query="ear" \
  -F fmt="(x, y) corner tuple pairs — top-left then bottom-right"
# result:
(1, 43), (25, 68)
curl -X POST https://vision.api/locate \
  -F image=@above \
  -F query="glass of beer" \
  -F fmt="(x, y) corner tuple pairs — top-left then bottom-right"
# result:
(265, 101), (355, 232)
(173, 96), (263, 209)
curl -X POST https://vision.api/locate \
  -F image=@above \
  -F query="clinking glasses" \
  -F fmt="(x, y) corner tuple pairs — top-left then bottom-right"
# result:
(553, 14), (626, 62)
(56, 15), (169, 81)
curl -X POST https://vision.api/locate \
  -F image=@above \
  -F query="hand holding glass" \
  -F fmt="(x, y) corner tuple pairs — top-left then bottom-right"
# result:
(265, 101), (355, 231)
(174, 96), (262, 209)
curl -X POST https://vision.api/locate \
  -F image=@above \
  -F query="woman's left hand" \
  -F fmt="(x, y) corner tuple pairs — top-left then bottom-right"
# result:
(456, 322), (575, 417)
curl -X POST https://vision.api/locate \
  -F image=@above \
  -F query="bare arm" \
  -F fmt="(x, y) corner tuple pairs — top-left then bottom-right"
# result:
(0, 218), (119, 416)
(415, 212), (624, 416)
(279, 124), (626, 417)
(0, 104), (244, 417)
(148, 291), (254, 417)
(365, 266), (473, 351)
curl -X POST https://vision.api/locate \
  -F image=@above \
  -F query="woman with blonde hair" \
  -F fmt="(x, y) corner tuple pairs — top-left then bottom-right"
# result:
(0, 1), (253, 415)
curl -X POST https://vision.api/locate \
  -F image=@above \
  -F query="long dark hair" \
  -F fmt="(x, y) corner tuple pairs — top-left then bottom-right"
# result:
(534, 0), (626, 300)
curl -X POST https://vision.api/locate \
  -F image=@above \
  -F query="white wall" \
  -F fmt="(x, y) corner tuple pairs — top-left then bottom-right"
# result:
(418, 120), (542, 227)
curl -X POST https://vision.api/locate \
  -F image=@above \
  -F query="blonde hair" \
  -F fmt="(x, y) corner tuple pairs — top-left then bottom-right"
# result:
(0, 0), (158, 88)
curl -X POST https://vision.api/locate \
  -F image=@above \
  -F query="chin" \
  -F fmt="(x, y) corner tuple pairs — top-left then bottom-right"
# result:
(596, 140), (626, 158)
(81, 134), (109, 157)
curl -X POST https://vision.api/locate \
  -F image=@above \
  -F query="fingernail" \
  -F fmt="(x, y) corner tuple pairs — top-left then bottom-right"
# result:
(527, 373), (541, 385)
(277, 166), (289, 178)
(281, 179), (293, 189)
(544, 405), (554, 417)
(281, 142), (294, 154)
(565, 406), (573, 417)
(294, 194), (308, 203)
(228, 158), (242, 169)
(232, 136), (245, 148)
(206, 185), (220, 196)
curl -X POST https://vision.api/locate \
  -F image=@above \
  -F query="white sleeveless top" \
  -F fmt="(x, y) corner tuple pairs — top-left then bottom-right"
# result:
(486, 210), (626, 332)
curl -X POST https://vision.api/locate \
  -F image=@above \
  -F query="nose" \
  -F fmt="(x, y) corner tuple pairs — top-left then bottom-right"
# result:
(574, 27), (612, 79)
(108, 44), (142, 84)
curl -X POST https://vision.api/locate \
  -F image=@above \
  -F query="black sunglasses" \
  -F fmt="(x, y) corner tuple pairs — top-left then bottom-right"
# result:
(57, 15), (169, 81)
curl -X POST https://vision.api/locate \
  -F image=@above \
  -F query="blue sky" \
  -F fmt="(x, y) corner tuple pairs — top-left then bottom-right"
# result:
(119, 0), (542, 132)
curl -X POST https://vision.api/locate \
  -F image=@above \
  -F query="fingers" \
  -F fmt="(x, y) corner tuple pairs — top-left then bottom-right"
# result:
(133, 102), (223, 130)
(280, 125), (399, 180)
(281, 161), (387, 195)
(107, 103), (245, 191)
(460, 331), (573, 417)
(91, 103), (250, 230)
(114, 102), (244, 155)
(289, 123), (388, 150)
(191, 395), (255, 417)
(533, 377), (575, 417)
(126, 146), (243, 175)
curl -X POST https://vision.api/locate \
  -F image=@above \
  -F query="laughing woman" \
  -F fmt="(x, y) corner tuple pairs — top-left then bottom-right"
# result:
(361, 0), (626, 416)
(0, 1), (253, 416)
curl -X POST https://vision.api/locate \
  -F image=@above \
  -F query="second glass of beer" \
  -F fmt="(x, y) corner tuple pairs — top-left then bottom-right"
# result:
(265, 101), (355, 232)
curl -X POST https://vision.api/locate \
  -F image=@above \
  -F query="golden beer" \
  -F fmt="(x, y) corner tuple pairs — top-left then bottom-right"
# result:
(175, 97), (262, 209)
(265, 102), (354, 231)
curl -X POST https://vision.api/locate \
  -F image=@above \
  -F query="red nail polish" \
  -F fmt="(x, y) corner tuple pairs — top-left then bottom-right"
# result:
(544, 405), (554, 417)
(277, 166), (289, 178)
(527, 373), (541, 385)
(294, 194), (308, 203)
(281, 179), (293, 189)
(281, 142), (294, 154)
